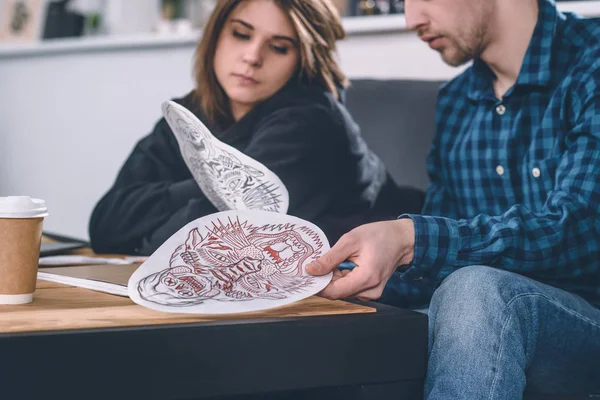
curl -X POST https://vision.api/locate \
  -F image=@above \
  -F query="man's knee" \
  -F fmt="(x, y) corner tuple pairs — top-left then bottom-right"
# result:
(427, 266), (528, 356)
(429, 266), (536, 327)
(430, 266), (546, 331)
(433, 266), (507, 304)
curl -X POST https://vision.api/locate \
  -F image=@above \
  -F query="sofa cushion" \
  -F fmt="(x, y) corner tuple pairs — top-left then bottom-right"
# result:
(345, 79), (444, 191)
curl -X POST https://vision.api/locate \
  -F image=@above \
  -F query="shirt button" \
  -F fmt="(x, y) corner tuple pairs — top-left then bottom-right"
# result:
(532, 167), (541, 178)
(496, 104), (506, 115)
(496, 165), (505, 176)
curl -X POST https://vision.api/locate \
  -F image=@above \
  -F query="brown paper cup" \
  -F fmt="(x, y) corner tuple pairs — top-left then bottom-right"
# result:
(0, 217), (44, 304)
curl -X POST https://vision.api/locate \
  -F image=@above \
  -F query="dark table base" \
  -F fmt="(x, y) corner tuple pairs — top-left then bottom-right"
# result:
(211, 380), (424, 400)
(1, 301), (427, 400)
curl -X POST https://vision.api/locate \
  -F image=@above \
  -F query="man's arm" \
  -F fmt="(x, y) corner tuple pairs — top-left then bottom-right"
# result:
(363, 133), (461, 306)
(306, 92), (462, 304)
(308, 91), (599, 302)
(399, 92), (600, 285)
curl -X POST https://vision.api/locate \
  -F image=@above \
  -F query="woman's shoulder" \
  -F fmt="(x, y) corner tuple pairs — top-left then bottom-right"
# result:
(279, 83), (340, 109)
(256, 83), (351, 130)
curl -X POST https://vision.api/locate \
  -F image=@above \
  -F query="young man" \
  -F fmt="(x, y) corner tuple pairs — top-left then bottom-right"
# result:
(307, 0), (600, 397)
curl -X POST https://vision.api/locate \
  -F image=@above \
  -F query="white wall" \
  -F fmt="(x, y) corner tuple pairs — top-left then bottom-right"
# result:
(338, 32), (462, 79)
(0, 2), (598, 240)
(0, 29), (460, 240)
(0, 44), (196, 239)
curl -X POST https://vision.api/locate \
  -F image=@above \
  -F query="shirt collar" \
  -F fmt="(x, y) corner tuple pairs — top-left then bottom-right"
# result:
(468, 0), (563, 101)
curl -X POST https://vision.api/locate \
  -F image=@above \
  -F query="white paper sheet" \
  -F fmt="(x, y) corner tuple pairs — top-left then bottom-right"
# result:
(39, 255), (134, 266)
(162, 101), (289, 213)
(37, 271), (129, 297)
(128, 210), (332, 314)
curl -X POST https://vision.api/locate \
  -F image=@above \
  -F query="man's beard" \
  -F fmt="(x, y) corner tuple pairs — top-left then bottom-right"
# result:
(440, 29), (485, 67)
(440, 41), (478, 67)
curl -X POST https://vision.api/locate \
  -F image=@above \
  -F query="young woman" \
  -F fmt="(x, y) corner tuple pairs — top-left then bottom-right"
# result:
(89, 0), (423, 255)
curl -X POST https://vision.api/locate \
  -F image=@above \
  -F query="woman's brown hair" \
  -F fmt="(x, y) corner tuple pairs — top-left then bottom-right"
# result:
(193, 0), (349, 125)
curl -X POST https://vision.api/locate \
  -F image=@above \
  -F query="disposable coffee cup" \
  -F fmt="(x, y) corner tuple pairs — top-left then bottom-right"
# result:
(0, 196), (48, 304)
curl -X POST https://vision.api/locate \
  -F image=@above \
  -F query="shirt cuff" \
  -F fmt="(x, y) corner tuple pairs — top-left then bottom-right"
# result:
(397, 214), (461, 283)
(167, 179), (203, 211)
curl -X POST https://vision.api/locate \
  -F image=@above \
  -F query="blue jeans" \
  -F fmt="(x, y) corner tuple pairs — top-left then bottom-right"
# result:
(426, 266), (600, 399)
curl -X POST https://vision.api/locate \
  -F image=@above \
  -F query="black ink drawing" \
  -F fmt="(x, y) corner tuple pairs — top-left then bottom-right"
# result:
(162, 101), (289, 213)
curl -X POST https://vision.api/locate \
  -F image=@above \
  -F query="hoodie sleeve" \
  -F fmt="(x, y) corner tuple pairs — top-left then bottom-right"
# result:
(88, 118), (218, 255)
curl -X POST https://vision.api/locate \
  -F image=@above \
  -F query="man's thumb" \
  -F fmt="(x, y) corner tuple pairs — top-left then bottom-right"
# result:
(306, 242), (352, 276)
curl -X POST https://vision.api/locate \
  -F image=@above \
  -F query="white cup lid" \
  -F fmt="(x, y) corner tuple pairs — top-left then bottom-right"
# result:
(0, 196), (49, 218)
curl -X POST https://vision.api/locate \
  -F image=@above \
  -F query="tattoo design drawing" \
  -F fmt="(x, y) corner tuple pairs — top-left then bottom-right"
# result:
(128, 211), (332, 314)
(162, 101), (289, 213)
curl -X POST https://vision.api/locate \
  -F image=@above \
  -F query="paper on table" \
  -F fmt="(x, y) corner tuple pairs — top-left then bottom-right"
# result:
(128, 210), (332, 314)
(39, 255), (134, 266)
(162, 101), (289, 213)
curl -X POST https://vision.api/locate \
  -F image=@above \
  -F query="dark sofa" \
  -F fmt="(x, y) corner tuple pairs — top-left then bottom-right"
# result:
(345, 79), (444, 192)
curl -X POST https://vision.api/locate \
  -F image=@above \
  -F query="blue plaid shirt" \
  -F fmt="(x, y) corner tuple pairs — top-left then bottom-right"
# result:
(382, 0), (600, 308)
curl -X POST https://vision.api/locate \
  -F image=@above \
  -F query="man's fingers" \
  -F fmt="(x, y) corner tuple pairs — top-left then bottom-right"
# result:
(306, 236), (354, 276)
(329, 268), (344, 282)
(316, 268), (352, 298)
(318, 267), (375, 300)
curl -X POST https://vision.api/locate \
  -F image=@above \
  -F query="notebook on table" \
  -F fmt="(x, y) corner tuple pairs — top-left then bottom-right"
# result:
(40, 241), (87, 257)
(40, 232), (87, 256)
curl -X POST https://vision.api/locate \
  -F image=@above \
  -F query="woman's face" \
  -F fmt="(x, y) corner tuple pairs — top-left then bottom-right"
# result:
(214, 0), (300, 120)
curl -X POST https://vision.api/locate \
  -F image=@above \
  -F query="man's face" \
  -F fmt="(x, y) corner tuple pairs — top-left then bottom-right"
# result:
(405, 0), (493, 66)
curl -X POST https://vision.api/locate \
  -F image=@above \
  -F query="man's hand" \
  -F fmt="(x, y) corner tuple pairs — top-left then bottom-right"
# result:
(306, 219), (415, 301)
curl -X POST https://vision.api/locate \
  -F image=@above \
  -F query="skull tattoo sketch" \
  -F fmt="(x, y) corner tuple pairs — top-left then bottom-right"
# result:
(136, 217), (324, 307)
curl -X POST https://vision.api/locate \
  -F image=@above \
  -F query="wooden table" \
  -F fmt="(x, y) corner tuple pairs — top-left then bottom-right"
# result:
(0, 246), (427, 400)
